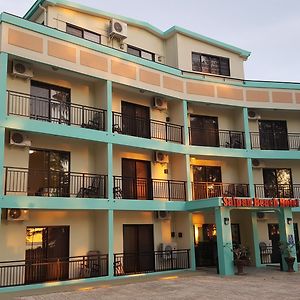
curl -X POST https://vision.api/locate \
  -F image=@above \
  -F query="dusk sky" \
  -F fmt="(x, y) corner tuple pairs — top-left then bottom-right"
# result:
(0, 0), (299, 82)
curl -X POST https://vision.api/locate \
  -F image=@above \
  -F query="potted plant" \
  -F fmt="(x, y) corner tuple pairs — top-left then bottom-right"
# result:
(232, 245), (251, 275)
(279, 241), (298, 272)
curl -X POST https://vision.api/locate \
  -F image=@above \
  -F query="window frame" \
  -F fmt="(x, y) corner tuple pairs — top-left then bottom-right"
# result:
(192, 52), (230, 76)
(127, 45), (155, 62)
(66, 23), (101, 44)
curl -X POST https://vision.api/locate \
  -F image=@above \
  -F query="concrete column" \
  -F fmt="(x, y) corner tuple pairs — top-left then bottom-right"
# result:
(278, 208), (298, 272)
(215, 206), (234, 275)
(108, 209), (114, 278)
(184, 154), (192, 201)
(188, 213), (196, 270)
(242, 107), (251, 150)
(182, 100), (189, 145)
(251, 211), (262, 267)
(107, 143), (113, 201)
(106, 80), (112, 133)
(0, 52), (8, 121)
(246, 158), (255, 198)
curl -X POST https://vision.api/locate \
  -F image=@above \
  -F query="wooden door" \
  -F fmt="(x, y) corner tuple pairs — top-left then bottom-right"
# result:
(123, 224), (154, 273)
(190, 115), (219, 146)
(122, 158), (152, 200)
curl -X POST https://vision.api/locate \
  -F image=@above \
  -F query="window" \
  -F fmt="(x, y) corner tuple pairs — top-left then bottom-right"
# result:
(66, 24), (101, 44)
(127, 45), (155, 61)
(192, 52), (230, 76)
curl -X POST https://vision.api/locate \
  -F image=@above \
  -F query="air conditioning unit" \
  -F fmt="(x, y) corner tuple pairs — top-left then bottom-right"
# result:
(159, 242), (177, 259)
(252, 159), (265, 168)
(248, 110), (261, 120)
(155, 211), (170, 220)
(10, 131), (31, 147)
(12, 60), (33, 79)
(109, 19), (128, 40)
(153, 97), (167, 110)
(6, 209), (29, 221)
(154, 151), (169, 164)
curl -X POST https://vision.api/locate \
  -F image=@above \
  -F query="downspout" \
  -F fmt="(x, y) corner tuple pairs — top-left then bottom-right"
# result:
(39, 4), (47, 26)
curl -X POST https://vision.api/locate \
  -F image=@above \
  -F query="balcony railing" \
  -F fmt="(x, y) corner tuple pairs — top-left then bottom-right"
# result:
(250, 132), (300, 150)
(114, 249), (190, 276)
(189, 128), (245, 149)
(4, 167), (107, 198)
(255, 184), (300, 198)
(0, 254), (108, 288)
(113, 176), (186, 201)
(112, 112), (184, 144)
(7, 90), (106, 131)
(192, 182), (249, 200)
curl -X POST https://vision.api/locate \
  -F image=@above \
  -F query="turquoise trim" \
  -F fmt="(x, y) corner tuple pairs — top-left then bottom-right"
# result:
(215, 207), (234, 275)
(185, 197), (221, 211)
(107, 143), (113, 200)
(108, 209), (114, 277)
(246, 158), (255, 198)
(251, 212), (262, 267)
(243, 108), (251, 150)
(2, 13), (300, 89)
(106, 81), (113, 134)
(185, 154), (192, 201)
(23, 1), (250, 58)
(23, 0), (47, 19)
(188, 213), (196, 270)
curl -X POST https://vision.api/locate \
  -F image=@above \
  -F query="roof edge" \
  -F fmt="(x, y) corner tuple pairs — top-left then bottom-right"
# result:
(23, 0), (251, 58)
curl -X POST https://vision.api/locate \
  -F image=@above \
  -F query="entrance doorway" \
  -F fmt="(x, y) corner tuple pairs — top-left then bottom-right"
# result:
(28, 149), (70, 196)
(25, 226), (70, 284)
(123, 224), (154, 273)
(122, 158), (152, 200)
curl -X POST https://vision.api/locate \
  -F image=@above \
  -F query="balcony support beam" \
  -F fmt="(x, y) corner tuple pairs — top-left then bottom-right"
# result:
(182, 100), (189, 145)
(251, 211), (263, 267)
(106, 80), (113, 133)
(246, 158), (255, 197)
(215, 206), (234, 276)
(107, 143), (113, 201)
(0, 52), (8, 121)
(108, 209), (114, 278)
(278, 208), (298, 272)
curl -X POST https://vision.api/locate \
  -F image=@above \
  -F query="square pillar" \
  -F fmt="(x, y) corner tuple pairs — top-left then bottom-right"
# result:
(246, 158), (255, 198)
(0, 52), (8, 121)
(278, 208), (298, 272)
(108, 209), (114, 278)
(184, 154), (192, 201)
(251, 211), (262, 267)
(106, 80), (112, 133)
(107, 143), (113, 200)
(242, 107), (251, 150)
(182, 100), (189, 145)
(215, 207), (234, 275)
(188, 213), (196, 270)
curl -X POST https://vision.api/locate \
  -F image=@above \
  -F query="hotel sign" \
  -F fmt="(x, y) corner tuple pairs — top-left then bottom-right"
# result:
(223, 197), (299, 208)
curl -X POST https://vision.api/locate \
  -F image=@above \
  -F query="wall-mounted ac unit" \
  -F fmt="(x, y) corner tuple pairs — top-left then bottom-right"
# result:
(154, 151), (169, 164)
(12, 60), (33, 79)
(252, 159), (265, 168)
(159, 242), (177, 259)
(155, 211), (170, 220)
(153, 97), (167, 110)
(248, 110), (261, 120)
(109, 19), (128, 40)
(6, 209), (29, 221)
(10, 131), (31, 147)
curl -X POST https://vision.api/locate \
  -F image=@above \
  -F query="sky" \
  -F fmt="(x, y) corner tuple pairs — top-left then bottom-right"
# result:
(0, 0), (299, 82)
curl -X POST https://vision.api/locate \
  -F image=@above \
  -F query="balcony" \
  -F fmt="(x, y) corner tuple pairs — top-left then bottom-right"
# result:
(189, 128), (245, 149)
(7, 91), (106, 131)
(114, 249), (190, 276)
(4, 167), (107, 198)
(192, 182), (249, 200)
(112, 112), (184, 144)
(250, 132), (300, 150)
(113, 176), (186, 201)
(255, 184), (300, 198)
(0, 254), (108, 288)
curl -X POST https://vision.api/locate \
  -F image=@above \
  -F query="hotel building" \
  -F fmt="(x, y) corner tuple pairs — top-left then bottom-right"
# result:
(0, 0), (300, 290)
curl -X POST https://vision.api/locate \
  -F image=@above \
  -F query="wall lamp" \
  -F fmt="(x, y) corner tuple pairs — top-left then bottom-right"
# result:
(224, 217), (230, 225)
(287, 218), (293, 225)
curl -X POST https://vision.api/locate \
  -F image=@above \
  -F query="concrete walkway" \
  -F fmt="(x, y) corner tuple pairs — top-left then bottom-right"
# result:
(1, 267), (300, 300)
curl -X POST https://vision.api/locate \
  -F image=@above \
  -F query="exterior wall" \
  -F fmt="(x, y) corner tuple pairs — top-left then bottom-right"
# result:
(113, 211), (190, 253)
(0, 210), (105, 261)
(176, 33), (245, 78)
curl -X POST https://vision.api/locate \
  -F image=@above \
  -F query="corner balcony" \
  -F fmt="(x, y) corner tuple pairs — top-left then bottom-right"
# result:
(250, 132), (300, 150)
(112, 112), (184, 144)
(7, 91), (107, 131)
(0, 254), (108, 288)
(4, 167), (107, 198)
(189, 128), (245, 149)
(192, 182), (249, 200)
(113, 176), (186, 201)
(255, 184), (300, 198)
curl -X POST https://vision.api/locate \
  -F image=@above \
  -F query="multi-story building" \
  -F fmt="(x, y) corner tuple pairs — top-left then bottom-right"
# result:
(0, 0), (300, 291)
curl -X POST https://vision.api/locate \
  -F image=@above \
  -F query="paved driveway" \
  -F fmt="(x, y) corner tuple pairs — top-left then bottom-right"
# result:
(1, 267), (300, 300)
